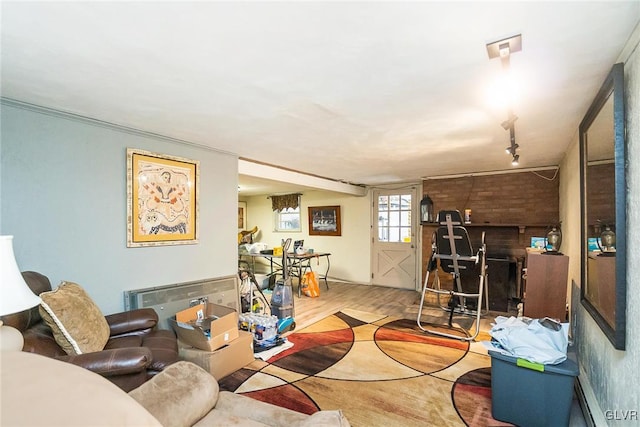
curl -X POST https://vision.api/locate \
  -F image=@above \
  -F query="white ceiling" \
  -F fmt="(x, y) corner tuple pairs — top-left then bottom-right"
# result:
(2, 2), (639, 195)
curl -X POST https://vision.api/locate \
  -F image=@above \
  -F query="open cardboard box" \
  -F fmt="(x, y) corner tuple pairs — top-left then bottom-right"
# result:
(178, 330), (255, 380)
(169, 303), (239, 352)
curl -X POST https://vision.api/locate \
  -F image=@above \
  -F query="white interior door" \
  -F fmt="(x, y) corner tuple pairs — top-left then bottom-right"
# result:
(371, 186), (418, 290)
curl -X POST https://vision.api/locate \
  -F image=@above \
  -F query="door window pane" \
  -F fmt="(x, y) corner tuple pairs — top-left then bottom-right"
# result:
(389, 211), (400, 226)
(400, 211), (411, 227)
(377, 193), (412, 243)
(378, 211), (388, 226)
(400, 195), (411, 210)
(389, 227), (400, 242)
(390, 195), (400, 209)
(400, 227), (411, 242)
(378, 195), (388, 210)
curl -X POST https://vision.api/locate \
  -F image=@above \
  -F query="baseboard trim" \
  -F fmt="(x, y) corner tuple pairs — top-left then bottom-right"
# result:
(575, 374), (606, 427)
(575, 379), (595, 427)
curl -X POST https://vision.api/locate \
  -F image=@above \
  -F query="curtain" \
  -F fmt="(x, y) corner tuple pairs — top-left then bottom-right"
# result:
(271, 194), (300, 212)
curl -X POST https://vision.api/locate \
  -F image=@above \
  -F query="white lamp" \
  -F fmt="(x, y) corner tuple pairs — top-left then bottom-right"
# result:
(0, 235), (42, 351)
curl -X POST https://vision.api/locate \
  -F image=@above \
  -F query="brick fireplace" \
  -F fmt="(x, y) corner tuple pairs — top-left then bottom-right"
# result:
(421, 169), (560, 312)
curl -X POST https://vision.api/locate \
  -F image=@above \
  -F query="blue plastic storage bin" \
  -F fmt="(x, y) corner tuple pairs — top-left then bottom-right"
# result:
(489, 350), (579, 427)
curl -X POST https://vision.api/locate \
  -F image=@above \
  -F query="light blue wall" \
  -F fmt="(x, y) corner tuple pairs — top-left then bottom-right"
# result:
(1, 102), (238, 314)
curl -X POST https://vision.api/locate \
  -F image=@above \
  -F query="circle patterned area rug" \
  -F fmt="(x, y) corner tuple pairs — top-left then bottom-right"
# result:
(218, 309), (510, 427)
(452, 367), (514, 426)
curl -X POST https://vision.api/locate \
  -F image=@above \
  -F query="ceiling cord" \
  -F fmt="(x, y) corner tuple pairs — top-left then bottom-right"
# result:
(531, 168), (559, 181)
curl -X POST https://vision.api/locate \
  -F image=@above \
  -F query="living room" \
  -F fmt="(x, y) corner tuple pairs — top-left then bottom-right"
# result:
(1, 2), (639, 426)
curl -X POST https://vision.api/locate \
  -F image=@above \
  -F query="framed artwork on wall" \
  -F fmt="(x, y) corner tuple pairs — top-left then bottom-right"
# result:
(238, 201), (247, 230)
(308, 205), (341, 236)
(127, 148), (199, 247)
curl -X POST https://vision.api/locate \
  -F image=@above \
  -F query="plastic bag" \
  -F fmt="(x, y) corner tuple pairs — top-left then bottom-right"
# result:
(239, 275), (251, 297)
(489, 316), (569, 365)
(301, 271), (320, 298)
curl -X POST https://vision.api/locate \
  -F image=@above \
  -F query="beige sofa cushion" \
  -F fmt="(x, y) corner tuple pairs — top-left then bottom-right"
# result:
(39, 281), (110, 355)
(196, 391), (309, 427)
(129, 361), (219, 427)
(196, 391), (350, 427)
(296, 410), (351, 427)
(1, 351), (161, 426)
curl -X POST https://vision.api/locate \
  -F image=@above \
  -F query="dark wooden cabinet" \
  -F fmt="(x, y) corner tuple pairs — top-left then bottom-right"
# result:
(523, 252), (569, 320)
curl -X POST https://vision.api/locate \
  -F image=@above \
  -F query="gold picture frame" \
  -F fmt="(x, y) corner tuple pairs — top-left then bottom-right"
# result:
(127, 148), (199, 247)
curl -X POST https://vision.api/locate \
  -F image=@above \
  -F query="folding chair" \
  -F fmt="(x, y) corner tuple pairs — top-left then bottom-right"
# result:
(417, 210), (488, 341)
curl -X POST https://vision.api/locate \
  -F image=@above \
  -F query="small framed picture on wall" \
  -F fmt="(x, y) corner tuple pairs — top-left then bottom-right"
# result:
(308, 205), (341, 236)
(238, 201), (247, 230)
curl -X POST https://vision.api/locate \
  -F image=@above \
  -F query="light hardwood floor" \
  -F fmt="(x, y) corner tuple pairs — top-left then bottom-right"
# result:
(290, 281), (420, 328)
(264, 280), (503, 334)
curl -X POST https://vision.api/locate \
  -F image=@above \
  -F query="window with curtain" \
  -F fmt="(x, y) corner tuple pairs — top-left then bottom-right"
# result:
(272, 194), (301, 232)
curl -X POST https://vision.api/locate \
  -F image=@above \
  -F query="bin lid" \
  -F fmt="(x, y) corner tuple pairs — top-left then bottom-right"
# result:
(489, 350), (579, 376)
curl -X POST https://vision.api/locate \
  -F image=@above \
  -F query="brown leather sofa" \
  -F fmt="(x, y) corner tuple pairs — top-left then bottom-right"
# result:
(0, 271), (179, 391)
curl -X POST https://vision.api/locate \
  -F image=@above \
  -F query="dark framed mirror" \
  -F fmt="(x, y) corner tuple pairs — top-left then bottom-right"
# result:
(579, 63), (626, 350)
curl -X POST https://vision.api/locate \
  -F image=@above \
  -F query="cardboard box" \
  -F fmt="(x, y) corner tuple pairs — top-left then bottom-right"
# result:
(179, 330), (255, 380)
(169, 303), (239, 352)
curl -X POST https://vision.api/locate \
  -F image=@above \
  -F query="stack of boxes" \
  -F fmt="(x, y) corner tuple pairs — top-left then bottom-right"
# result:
(169, 303), (254, 380)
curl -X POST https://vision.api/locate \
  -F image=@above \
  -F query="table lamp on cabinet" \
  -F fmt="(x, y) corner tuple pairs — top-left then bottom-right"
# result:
(0, 235), (42, 351)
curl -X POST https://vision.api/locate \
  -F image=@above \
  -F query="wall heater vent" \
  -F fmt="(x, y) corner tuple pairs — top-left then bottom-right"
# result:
(124, 275), (239, 330)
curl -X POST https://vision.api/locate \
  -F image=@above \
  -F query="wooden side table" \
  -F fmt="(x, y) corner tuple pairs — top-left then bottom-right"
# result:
(523, 252), (569, 320)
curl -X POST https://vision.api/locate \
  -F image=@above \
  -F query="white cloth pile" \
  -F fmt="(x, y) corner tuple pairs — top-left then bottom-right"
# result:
(487, 316), (569, 365)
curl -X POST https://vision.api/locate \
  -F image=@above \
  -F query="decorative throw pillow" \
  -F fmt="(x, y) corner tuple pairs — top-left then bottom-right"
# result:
(39, 281), (110, 355)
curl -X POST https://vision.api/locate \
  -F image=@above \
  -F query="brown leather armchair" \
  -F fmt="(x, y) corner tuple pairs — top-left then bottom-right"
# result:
(1, 271), (179, 392)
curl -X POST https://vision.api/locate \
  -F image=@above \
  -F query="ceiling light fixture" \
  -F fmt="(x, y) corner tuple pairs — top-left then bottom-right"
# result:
(487, 34), (523, 167)
(486, 34), (522, 68)
(505, 144), (519, 155)
(499, 43), (511, 58)
(501, 114), (518, 130)
(503, 110), (519, 159)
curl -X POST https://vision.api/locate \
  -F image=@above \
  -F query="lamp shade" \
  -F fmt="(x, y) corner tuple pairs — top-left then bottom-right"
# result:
(0, 236), (41, 316)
